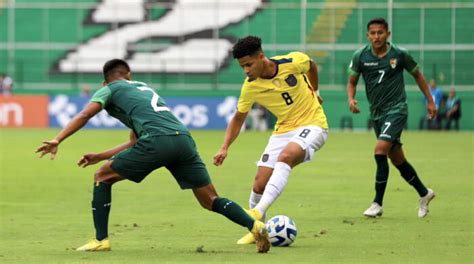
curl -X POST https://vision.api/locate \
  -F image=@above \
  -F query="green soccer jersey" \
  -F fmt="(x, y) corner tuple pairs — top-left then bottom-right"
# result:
(91, 79), (189, 137)
(348, 43), (419, 120)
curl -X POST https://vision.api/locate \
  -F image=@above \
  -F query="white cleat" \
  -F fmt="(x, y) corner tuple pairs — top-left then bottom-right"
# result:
(418, 188), (435, 218)
(363, 202), (383, 217)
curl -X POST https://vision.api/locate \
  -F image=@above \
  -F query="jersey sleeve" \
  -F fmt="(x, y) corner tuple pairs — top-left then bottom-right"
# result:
(90, 86), (112, 109)
(348, 50), (361, 77)
(401, 48), (419, 74)
(289, 52), (311, 73)
(236, 82), (255, 113)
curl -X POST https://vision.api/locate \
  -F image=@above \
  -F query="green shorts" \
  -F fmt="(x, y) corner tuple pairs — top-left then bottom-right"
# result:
(110, 134), (211, 189)
(373, 113), (407, 145)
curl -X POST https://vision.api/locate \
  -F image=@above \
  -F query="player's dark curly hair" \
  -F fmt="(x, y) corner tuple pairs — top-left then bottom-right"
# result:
(367, 17), (389, 31)
(232, 36), (263, 59)
(103, 59), (131, 82)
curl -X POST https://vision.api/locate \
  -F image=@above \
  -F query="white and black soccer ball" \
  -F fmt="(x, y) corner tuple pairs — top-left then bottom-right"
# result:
(266, 215), (297, 247)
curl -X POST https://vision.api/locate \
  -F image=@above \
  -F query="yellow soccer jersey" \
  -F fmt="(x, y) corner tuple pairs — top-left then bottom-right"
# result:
(237, 52), (328, 134)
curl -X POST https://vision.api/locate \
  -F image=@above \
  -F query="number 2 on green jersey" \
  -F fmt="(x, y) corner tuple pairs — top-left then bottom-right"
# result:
(137, 86), (169, 112)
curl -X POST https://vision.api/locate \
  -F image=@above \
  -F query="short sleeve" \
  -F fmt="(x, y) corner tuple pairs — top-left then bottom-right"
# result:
(90, 86), (112, 109)
(402, 48), (419, 74)
(348, 51), (361, 77)
(236, 83), (254, 113)
(289, 52), (311, 73)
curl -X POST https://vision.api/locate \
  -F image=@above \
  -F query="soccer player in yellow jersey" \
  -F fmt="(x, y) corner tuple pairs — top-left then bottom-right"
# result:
(214, 36), (329, 244)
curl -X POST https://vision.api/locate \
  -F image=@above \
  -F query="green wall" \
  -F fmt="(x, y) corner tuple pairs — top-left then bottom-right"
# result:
(1, 1), (472, 130)
(1, 1), (473, 90)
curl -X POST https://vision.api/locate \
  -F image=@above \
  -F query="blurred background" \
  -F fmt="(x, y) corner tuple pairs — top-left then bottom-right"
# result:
(1, 0), (473, 130)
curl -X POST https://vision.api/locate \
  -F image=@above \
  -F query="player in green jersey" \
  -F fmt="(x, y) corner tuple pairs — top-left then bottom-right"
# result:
(36, 59), (270, 253)
(347, 18), (436, 218)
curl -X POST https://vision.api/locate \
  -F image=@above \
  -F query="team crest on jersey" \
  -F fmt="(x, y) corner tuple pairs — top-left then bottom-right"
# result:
(262, 154), (269, 162)
(390, 58), (397, 69)
(285, 74), (297, 87)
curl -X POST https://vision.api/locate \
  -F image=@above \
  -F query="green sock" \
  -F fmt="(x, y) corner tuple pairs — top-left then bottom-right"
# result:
(395, 161), (428, 197)
(212, 197), (254, 231)
(92, 182), (112, 241)
(374, 154), (389, 206)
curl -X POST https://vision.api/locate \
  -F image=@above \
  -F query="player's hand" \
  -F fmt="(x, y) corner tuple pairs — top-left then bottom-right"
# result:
(317, 95), (324, 104)
(77, 153), (103, 168)
(35, 139), (59, 160)
(349, 99), (360, 113)
(426, 101), (437, 120)
(213, 148), (228, 166)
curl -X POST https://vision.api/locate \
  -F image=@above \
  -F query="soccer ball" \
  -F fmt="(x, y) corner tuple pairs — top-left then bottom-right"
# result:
(266, 215), (297, 247)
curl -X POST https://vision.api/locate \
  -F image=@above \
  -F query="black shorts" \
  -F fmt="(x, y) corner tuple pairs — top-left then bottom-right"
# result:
(373, 113), (407, 145)
(111, 134), (211, 189)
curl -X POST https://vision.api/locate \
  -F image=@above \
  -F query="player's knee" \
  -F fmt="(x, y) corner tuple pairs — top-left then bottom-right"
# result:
(374, 147), (389, 155)
(277, 153), (293, 165)
(94, 169), (105, 182)
(374, 140), (392, 153)
(94, 168), (116, 184)
(278, 148), (305, 166)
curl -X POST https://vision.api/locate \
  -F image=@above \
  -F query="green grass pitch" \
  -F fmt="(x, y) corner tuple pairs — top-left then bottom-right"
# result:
(0, 129), (473, 263)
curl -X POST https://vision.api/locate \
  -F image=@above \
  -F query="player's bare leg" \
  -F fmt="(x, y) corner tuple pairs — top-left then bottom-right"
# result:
(192, 183), (219, 210)
(251, 166), (274, 215)
(252, 166), (274, 194)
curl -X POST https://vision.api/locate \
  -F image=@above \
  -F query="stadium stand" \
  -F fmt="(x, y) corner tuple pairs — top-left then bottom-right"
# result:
(0, 0), (472, 129)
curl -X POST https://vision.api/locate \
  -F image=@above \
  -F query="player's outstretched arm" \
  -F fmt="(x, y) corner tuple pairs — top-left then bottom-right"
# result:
(347, 75), (360, 113)
(78, 131), (137, 168)
(35, 102), (102, 160)
(412, 70), (436, 119)
(213, 111), (248, 166)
